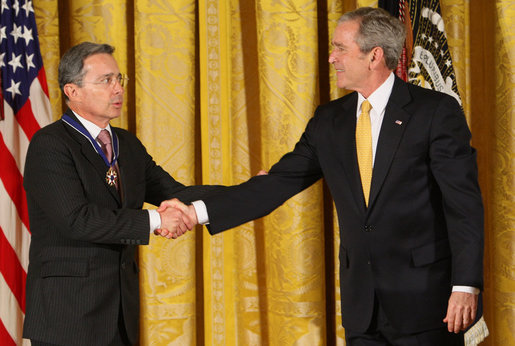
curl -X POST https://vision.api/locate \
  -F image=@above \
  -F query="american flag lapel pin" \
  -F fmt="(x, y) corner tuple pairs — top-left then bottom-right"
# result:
(395, 120), (403, 125)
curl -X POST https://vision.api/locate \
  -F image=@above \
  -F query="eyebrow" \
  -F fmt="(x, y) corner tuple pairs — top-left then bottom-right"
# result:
(98, 72), (120, 78)
(331, 41), (345, 49)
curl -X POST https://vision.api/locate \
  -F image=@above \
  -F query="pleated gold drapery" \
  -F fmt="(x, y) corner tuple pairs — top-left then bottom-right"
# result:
(33, 0), (514, 345)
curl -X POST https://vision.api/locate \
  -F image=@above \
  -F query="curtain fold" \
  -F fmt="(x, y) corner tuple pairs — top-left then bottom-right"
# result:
(255, 1), (327, 344)
(199, 0), (238, 344)
(134, 1), (199, 344)
(33, 0), (514, 344)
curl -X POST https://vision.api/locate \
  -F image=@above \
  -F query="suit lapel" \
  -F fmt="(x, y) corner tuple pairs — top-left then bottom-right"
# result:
(61, 110), (121, 204)
(335, 93), (367, 210)
(368, 78), (412, 209)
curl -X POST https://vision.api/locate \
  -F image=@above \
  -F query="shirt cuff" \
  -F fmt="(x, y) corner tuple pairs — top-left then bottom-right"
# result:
(452, 286), (480, 295)
(191, 200), (209, 225)
(148, 209), (161, 233)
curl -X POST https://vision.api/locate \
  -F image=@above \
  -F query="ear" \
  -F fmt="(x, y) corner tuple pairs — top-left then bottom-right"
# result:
(369, 47), (385, 69)
(63, 83), (80, 102)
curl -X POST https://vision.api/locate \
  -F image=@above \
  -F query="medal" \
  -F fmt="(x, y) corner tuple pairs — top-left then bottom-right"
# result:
(106, 166), (118, 186)
(62, 114), (120, 188)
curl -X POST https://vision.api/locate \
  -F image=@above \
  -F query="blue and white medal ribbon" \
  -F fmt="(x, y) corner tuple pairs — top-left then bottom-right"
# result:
(62, 114), (119, 186)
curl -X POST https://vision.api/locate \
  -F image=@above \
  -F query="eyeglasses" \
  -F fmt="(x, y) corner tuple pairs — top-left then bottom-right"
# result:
(80, 73), (129, 88)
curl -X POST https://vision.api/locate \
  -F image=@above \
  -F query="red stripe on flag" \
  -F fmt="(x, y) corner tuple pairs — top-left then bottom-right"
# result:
(15, 99), (40, 141)
(0, 318), (17, 346)
(0, 133), (29, 229)
(0, 226), (26, 312)
(37, 67), (50, 97)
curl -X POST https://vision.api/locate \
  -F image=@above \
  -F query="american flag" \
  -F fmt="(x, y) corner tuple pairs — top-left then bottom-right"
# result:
(0, 1), (52, 344)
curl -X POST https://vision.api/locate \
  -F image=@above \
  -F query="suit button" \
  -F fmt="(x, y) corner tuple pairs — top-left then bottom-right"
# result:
(364, 225), (374, 232)
(367, 261), (371, 265)
(121, 261), (126, 269)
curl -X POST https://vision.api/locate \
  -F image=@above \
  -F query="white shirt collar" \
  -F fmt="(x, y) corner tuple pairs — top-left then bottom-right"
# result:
(72, 111), (112, 140)
(357, 72), (395, 115)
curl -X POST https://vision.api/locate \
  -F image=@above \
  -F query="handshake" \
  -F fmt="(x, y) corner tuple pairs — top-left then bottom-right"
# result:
(153, 171), (267, 239)
(154, 198), (198, 239)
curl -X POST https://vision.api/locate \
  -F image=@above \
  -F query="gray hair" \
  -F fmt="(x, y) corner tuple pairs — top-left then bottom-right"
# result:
(58, 42), (115, 100)
(338, 7), (406, 70)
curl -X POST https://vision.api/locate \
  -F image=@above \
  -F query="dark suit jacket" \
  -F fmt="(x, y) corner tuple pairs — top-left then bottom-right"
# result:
(22, 109), (215, 345)
(202, 77), (484, 334)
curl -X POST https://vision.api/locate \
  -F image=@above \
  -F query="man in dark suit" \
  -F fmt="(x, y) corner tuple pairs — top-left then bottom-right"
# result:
(22, 42), (213, 345)
(161, 7), (484, 345)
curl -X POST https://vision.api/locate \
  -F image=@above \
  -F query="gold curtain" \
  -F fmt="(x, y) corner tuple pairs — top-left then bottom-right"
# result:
(33, 0), (514, 345)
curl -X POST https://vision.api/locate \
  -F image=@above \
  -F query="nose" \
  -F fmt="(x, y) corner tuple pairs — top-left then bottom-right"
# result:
(328, 52), (336, 64)
(112, 80), (124, 94)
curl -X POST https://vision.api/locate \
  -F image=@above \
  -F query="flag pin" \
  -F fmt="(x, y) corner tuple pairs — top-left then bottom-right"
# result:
(395, 120), (403, 125)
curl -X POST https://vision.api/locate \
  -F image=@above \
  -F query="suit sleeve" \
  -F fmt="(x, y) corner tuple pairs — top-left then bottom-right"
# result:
(429, 95), (484, 289)
(203, 113), (324, 234)
(130, 135), (220, 206)
(24, 131), (151, 244)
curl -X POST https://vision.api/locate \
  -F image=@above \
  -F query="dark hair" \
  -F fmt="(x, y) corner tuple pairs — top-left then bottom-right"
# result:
(338, 7), (406, 70)
(58, 42), (115, 100)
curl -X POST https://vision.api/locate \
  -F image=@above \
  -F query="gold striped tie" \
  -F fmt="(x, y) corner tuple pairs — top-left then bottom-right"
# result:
(356, 100), (372, 206)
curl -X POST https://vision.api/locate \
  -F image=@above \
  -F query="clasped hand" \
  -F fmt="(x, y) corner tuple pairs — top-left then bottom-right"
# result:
(154, 198), (198, 239)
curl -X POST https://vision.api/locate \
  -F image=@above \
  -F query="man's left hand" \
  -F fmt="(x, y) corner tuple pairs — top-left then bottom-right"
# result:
(443, 291), (478, 333)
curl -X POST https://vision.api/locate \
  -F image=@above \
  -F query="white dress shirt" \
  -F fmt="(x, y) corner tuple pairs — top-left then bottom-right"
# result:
(357, 73), (395, 164)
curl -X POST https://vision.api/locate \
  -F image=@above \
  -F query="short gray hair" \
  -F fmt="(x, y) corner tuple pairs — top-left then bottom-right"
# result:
(58, 42), (115, 100)
(338, 7), (406, 70)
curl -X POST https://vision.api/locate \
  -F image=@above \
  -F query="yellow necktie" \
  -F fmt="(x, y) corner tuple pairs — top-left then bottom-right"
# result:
(356, 100), (372, 206)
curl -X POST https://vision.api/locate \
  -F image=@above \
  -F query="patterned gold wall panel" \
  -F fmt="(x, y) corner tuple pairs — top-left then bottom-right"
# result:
(469, 1), (514, 344)
(199, 0), (242, 344)
(255, 0), (326, 344)
(468, 2), (495, 345)
(64, 0), (130, 129)
(228, 0), (265, 344)
(134, 1), (199, 345)
(357, 0), (378, 9)
(199, 0), (271, 343)
(490, 2), (515, 344)
(440, 0), (470, 120)
(34, 1), (61, 122)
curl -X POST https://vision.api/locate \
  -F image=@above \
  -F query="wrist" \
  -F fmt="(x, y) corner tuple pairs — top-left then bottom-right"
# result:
(188, 205), (198, 224)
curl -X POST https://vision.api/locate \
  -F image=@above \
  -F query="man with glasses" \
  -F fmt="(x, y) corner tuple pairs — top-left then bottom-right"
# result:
(22, 42), (214, 345)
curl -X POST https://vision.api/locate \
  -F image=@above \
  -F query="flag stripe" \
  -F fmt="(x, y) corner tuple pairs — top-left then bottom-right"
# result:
(36, 67), (50, 98)
(0, 181), (31, 272)
(0, 104), (31, 175)
(0, 318), (17, 346)
(30, 72), (53, 127)
(0, 226), (26, 312)
(0, 133), (29, 229)
(15, 99), (40, 141)
(0, 273), (25, 344)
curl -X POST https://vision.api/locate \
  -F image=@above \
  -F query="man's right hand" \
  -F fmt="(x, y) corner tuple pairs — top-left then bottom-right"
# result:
(155, 199), (196, 239)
